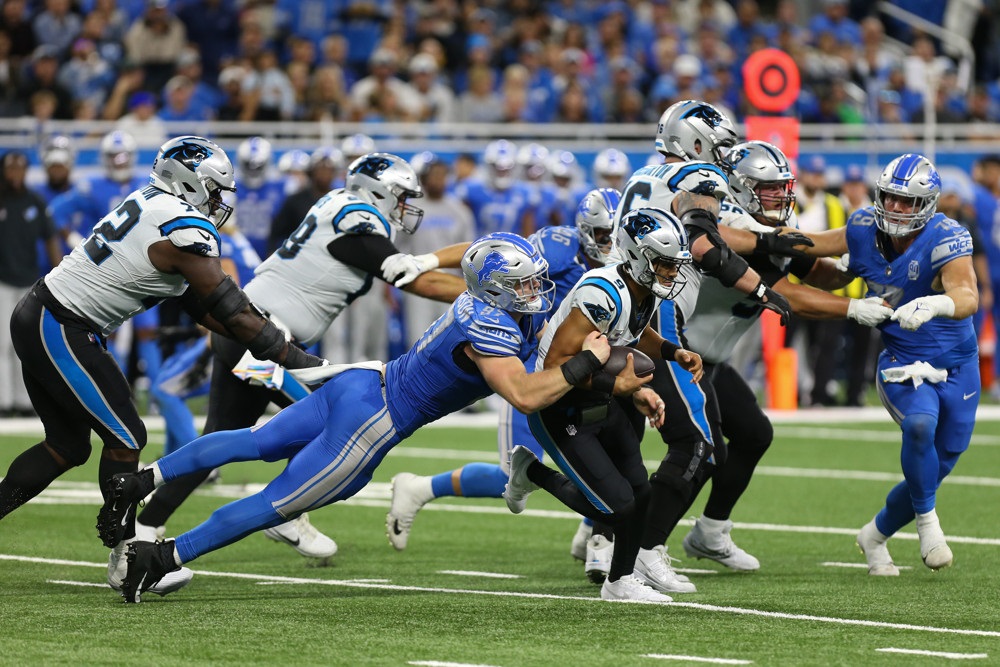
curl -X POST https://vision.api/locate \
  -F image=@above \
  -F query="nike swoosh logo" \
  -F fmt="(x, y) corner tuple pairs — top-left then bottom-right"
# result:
(392, 520), (403, 536)
(964, 392), (977, 400)
(359, 213), (371, 221)
(120, 511), (129, 527)
(197, 231), (212, 241)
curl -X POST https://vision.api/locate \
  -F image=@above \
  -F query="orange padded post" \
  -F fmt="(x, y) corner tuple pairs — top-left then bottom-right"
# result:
(761, 310), (797, 410)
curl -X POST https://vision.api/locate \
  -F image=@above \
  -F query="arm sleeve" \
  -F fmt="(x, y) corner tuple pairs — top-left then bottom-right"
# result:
(327, 234), (401, 277)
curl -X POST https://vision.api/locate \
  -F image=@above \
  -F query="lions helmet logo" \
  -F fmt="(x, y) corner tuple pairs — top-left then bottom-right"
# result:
(162, 140), (212, 172)
(681, 104), (724, 127)
(623, 211), (660, 240)
(353, 156), (392, 179)
(473, 250), (510, 286)
(583, 301), (612, 323)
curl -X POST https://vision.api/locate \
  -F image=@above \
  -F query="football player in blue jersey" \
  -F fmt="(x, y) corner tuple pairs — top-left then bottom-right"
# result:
(841, 155), (978, 575)
(234, 137), (287, 258)
(102, 233), (615, 603)
(385, 188), (621, 552)
(456, 140), (536, 237)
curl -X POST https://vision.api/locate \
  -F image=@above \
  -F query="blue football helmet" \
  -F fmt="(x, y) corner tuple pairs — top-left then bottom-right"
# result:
(874, 153), (941, 237)
(462, 232), (555, 313)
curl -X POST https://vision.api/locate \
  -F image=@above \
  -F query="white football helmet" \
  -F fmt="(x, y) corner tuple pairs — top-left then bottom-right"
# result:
(41, 134), (75, 167)
(575, 187), (621, 264)
(484, 139), (518, 190)
(277, 149), (310, 174)
(592, 148), (632, 190)
(341, 133), (377, 163)
(150, 135), (236, 228)
(617, 207), (693, 299)
(236, 136), (273, 188)
(655, 99), (738, 164)
(548, 150), (580, 184)
(725, 141), (796, 225)
(874, 153), (941, 237)
(462, 232), (555, 313)
(345, 153), (424, 233)
(517, 143), (549, 181)
(100, 130), (137, 182)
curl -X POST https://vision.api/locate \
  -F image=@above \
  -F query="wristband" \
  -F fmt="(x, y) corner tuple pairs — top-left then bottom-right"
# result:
(660, 340), (680, 361)
(560, 349), (602, 386)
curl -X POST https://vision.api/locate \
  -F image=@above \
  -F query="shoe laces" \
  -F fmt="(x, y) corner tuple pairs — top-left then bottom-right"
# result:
(646, 545), (681, 578)
(294, 514), (318, 541)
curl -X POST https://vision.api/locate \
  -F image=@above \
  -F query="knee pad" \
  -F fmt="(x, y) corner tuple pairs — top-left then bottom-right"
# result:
(658, 441), (715, 483)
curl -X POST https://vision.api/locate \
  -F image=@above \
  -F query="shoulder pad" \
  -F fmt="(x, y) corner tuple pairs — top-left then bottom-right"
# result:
(930, 226), (973, 270)
(461, 297), (523, 357)
(159, 216), (221, 257)
(573, 275), (623, 332)
(327, 198), (391, 237)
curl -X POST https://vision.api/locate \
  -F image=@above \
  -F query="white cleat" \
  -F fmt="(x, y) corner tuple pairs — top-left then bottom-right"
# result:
(386, 473), (427, 551)
(502, 446), (539, 514)
(601, 574), (672, 603)
(856, 519), (900, 576)
(264, 513), (338, 561)
(634, 545), (697, 593)
(107, 541), (192, 596)
(570, 519), (593, 561)
(585, 534), (614, 585)
(682, 518), (760, 571)
(916, 510), (954, 571)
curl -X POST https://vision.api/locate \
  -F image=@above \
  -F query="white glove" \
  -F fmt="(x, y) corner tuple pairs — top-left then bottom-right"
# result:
(847, 296), (893, 327)
(380, 252), (440, 287)
(890, 294), (955, 331)
(834, 253), (853, 276)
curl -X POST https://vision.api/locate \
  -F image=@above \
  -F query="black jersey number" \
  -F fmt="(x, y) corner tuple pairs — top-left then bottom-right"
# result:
(84, 198), (142, 264)
(277, 213), (318, 259)
(621, 180), (652, 213)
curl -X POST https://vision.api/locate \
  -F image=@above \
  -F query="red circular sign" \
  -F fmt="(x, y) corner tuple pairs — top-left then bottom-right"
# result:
(743, 48), (801, 113)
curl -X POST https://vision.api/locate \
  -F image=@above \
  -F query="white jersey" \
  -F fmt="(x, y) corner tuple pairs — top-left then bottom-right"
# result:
(45, 185), (221, 335)
(244, 189), (393, 346)
(536, 264), (658, 371)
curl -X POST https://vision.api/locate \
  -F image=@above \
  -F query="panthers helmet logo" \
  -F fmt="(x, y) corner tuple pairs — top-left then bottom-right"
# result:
(689, 179), (720, 197)
(623, 212), (660, 240)
(473, 250), (510, 286)
(681, 104), (724, 127)
(353, 156), (392, 178)
(162, 141), (212, 172)
(726, 147), (749, 167)
(583, 301), (612, 323)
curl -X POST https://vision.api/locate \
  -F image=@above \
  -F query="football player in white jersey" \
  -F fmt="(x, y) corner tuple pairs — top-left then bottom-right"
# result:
(503, 207), (704, 603)
(654, 141), (892, 576)
(130, 152), (469, 561)
(0, 136), (326, 598)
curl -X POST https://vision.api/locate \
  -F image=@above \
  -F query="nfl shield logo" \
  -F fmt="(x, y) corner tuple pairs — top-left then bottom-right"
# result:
(908, 260), (920, 281)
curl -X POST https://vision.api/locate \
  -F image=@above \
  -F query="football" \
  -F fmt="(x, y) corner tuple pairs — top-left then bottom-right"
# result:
(601, 346), (656, 377)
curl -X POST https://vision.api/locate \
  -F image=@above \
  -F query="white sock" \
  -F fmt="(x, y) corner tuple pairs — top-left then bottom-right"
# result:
(915, 508), (940, 528)
(171, 543), (184, 567)
(864, 518), (889, 544)
(412, 475), (435, 503)
(148, 462), (165, 487)
(698, 515), (729, 535)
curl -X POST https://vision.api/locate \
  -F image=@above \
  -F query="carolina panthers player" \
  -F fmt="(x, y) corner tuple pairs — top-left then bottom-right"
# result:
(385, 188), (621, 552)
(836, 155), (977, 576)
(503, 207), (704, 603)
(456, 140), (536, 238)
(0, 136), (326, 599)
(234, 136), (287, 258)
(645, 141), (893, 577)
(103, 233), (613, 603)
(131, 153), (468, 561)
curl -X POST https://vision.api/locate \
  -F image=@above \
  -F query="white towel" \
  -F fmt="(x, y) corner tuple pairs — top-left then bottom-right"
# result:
(287, 360), (384, 385)
(879, 361), (948, 388)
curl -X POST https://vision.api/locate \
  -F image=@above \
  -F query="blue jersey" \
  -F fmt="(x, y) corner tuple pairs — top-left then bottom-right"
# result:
(455, 179), (534, 237)
(383, 292), (544, 437)
(49, 175), (146, 237)
(235, 180), (286, 258)
(220, 229), (262, 287)
(529, 224), (587, 310)
(846, 207), (976, 366)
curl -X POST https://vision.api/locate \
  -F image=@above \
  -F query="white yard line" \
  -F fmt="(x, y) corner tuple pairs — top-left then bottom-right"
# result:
(875, 648), (989, 660)
(820, 562), (913, 570)
(437, 570), (523, 579)
(46, 579), (107, 588)
(643, 655), (752, 665)
(4, 553), (1000, 639)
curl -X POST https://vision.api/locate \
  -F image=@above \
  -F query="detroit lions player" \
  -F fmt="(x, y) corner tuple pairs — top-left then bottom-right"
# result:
(234, 136), (287, 258)
(456, 140), (536, 238)
(0, 136), (326, 599)
(503, 207), (704, 603)
(644, 142), (893, 577)
(103, 233), (613, 603)
(385, 188), (621, 552)
(130, 153), (468, 561)
(843, 154), (978, 575)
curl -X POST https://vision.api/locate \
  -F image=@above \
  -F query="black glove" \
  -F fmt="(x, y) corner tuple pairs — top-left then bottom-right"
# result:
(749, 280), (792, 326)
(755, 228), (814, 257)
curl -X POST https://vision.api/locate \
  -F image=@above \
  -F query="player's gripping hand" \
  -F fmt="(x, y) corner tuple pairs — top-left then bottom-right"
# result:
(672, 348), (703, 383)
(581, 330), (611, 365)
(633, 387), (666, 428)
(381, 252), (439, 287)
(890, 295), (955, 331)
(755, 227), (814, 258)
(847, 296), (893, 327)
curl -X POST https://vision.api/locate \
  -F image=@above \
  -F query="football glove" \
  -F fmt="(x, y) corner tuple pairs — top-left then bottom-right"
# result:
(890, 294), (955, 331)
(749, 280), (792, 326)
(381, 252), (439, 288)
(754, 228), (814, 258)
(847, 296), (894, 327)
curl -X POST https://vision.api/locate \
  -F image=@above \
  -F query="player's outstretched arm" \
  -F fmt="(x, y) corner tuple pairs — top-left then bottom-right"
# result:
(471, 329), (611, 413)
(891, 256), (978, 331)
(772, 274), (892, 326)
(400, 271), (467, 302)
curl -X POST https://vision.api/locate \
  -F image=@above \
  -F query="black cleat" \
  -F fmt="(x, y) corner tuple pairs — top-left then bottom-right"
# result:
(121, 540), (182, 604)
(96, 469), (155, 548)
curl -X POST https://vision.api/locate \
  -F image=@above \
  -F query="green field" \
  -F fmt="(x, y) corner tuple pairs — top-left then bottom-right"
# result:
(1, 414), (998, 666)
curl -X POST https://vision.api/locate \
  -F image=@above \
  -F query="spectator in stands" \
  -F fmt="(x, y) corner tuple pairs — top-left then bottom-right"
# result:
(114, 91), (166, 147)
(727, 0), (774, 60)
(1, 0), (37, 64)
(32, 0), (81, 59)
(456, 65), (503, 123)
(159, 74), (212, 121)
(809, 0), (862, 47)
(408, 52), (455, 123)
(58, 38), (115, 111)
(242, 49), (296, 121)
(124, 0), (187, 93)
(904, 34), (955, 98)
(176, 0), (238, 82)
(90, 0), (129, 44)
(601, 57), (643, 123)
(0, 30), (23, 117)
(215, 64), (249, 121)
(17, 46), (73, 120)
(319, 35), (356, 87)
(967, 85), (1000, 123)
(303, 65), (346, 121)
(676, 0), (736, 37)
(168, 47), (221, 119)
(349, 47), (421, 121)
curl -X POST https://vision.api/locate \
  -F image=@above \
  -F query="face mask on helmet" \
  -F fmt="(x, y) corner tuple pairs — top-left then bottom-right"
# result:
(617, 207), (693, 300)
(593, 149), (632, 191)
(462, 232), (555, 313)
(346, 153), (425, 233)
(726, 141), (796, 225)
(576, 187), (622, 264)
(873, 153), (941, 237)
(101, 131), (137, 183)
(655, 99), (738, 165)
(484, 140), (518, 190)
(237, 137), (273, 188)
(150, 135), (236, 228)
